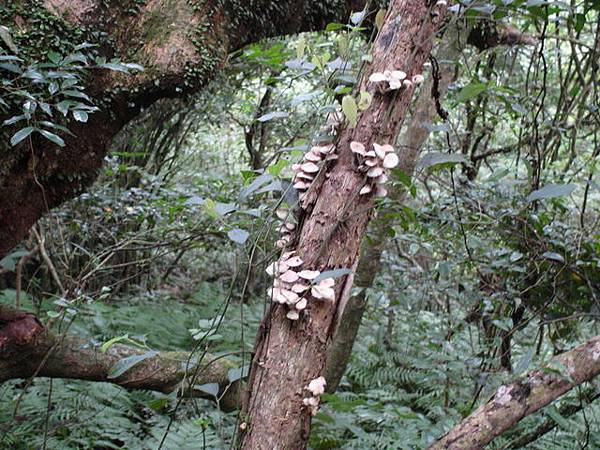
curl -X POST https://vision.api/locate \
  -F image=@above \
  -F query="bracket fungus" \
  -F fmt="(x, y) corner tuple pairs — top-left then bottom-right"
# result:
(266, 254), (337, 321)
(350, 141), (400, 198)
(303, 376), (327, 416)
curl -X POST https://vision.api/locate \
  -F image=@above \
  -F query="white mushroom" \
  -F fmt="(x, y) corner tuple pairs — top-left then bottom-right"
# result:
(285, 256), (303, 267)
(306, 376), (327, 396)
(287, 310), (300, 320)
(376, 173), (389, 184)
(295, 171), (314, 181)
(350, 141), (366, 155)
(280, 270), (300, 283)
(293, 181), (311, 190)
(391, 70), (407, 81)
(369, 72), (388, 83)
(367, 167), (384, 178)
(412, 74), (425, 84)
(303, 396), (319, 407)
(292, 283), (309, 293)
(360, 185), (372, 195)
(318, 278), (335, 288)
(304, 151), (322, 162)
(311, 284), (335, 301)
(373, 143), (387, 160)
(295, 298), (308, 311)
(376, 186), (388, 197)
(383, 153), (399, 169)
(300, 162), (319, 173)
(281, 289), (299, 304)
(315, 144), (335, 154)
(298, 270), (320, 280)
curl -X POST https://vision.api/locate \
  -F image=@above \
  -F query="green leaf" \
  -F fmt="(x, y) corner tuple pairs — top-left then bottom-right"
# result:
(357, 91), (372, 111)
(47, 51), (62, 64)
(101, 334), (130, 353)
(38, 129), (65, 147)
(375, 9), (387, 30)
(0, 25), (18, 54)
(257, 111), (289, 122)
(541, 252), (565, 263)
(240, 173), (273, 199)
(546, 406), (571, 430)
(527, 183), (577, 201)
(195, 383), (220, 396)
(147, 397), (170, 411)
(3, 115), (26, 126)
(0, 63), (22, 74)
(62, 90), (91, 101)
(214, 202), (236, 216)
(227, 228), (249, 245)
(419, 152), (467, 170)
(227, 365), (250, 383)
(326, 23), (346, 31)
(10, 126), (35, 146)
(107, 351), (158, 379)
(73, 110), (88, 122)
(456, 82), (488, 103)
(314, 268), (352, 283)
(267, 159), (288, 176)
(342, 95), (358, 127)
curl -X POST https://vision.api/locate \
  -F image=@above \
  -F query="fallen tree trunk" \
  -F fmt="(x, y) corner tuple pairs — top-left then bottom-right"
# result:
(0, 306), (242, 411)
(428, 333), (600, 450)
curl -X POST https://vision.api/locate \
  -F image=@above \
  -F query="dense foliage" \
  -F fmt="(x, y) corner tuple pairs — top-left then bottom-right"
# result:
(1, 0), (599, 449)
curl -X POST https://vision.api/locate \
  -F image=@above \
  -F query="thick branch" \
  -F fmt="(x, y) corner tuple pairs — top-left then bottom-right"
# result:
(0, 306), (242, 411)
(428, 334), (600, 450)
(0, 0), (365, 259)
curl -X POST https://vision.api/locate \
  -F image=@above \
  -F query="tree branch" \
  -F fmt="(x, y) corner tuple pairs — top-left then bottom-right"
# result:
(0, 306), (243, 412)
(428, 334), (600, 450)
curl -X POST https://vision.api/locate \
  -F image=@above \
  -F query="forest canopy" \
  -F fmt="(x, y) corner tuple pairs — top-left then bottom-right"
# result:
(0, 0), (599, 449)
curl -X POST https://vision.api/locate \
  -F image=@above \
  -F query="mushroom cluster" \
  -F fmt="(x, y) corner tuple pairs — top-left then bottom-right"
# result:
(368, 70), (425, 91)
(350, 141), (400, 197)
(274, 209), (296, 249)
(266, 253), (336, 321)
(292, 143), (338, 202)
(303, 376), (326, 416)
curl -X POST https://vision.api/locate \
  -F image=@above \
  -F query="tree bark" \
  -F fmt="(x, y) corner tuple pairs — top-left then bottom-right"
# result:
(0, 306), (242, 411)
(324, 18), (468, 392)
(323, 20), (537, 392)
(239, 1), (447, 448)
(0, 0), (365, 259)
(428, 333), (600, 450)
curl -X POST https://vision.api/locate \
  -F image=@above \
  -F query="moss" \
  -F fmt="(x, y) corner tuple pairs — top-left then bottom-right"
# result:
(0, 0), (87, 60)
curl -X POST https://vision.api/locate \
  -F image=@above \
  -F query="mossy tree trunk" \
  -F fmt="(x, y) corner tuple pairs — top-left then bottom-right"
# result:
(0, 0), (365, 259)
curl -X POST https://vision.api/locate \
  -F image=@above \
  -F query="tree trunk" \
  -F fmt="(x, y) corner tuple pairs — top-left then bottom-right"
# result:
(239, 1), (447, 448)
(0, 0), (364, 259)
(323, 19), (537, 392)
(324, 18), (468, 391)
